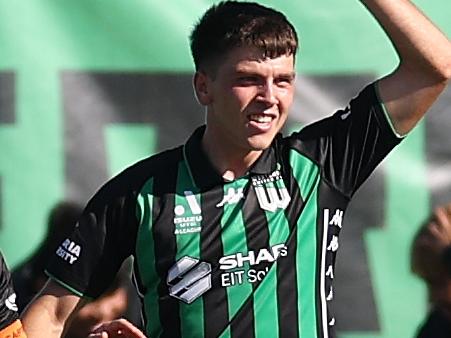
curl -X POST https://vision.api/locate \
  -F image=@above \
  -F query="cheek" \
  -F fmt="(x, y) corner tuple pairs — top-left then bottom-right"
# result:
(231, 87), (257, 107)
(278, 114), (289, 129)
(279, 89), (294, 112)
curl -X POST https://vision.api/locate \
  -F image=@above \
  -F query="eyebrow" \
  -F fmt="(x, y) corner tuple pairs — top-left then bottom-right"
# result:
(277, 72), (296, 79)
(234, 69), (296, 79)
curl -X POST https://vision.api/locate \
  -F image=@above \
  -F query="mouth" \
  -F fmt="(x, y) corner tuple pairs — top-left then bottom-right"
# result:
(248, 114), (273, 123)
(246, 113), (276, 132)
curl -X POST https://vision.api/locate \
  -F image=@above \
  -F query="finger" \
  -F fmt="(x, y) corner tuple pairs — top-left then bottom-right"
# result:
(89, 319), (146, 338)
(113, 319), (146, 337)
(106, 319), (139, 333)
(90, 320), (124, 334)
(87, 333), (108, 338)
(428, 222), (442, 237)
(90, 325), (107, 334)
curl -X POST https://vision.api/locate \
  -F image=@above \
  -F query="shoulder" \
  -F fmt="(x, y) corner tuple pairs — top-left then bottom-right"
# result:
(86, 145), (183, 209)
(280, 82), (394, 151)
(117, 145), (184, 184)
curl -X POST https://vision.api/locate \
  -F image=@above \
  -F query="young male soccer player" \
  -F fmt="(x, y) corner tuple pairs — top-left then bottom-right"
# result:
(0, 253), (27, 338)
(22, 1), (451, 338)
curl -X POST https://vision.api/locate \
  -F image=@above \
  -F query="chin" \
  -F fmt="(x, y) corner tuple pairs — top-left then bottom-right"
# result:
(246, 137), (273, 151)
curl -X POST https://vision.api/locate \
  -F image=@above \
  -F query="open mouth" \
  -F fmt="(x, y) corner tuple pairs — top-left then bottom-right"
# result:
(248, 114), (273, 123)
(246, 113), (276, 133)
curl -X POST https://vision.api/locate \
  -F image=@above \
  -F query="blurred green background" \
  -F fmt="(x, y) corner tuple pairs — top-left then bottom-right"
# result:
(0, 1), (450, 337)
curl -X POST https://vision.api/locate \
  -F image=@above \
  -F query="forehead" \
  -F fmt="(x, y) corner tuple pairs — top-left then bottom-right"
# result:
(218, 46), (295, 75)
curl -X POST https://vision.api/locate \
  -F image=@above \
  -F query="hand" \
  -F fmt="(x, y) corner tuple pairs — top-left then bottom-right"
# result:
(87, 318), (147, 338)
(412, 203), (451, 283)
(427, 204), (451, 250)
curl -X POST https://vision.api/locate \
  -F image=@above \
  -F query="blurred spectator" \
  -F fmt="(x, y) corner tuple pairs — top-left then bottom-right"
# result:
(12, 201), (141, 338)
(411, 203), (451, 338)
(12, 202), (81, 309)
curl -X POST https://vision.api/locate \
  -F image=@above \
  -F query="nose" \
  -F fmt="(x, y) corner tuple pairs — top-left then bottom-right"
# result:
(257, 81), (278, 105)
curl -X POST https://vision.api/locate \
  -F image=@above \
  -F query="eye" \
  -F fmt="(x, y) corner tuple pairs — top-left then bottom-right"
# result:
(237, 76), (259, 85)
(275, 76), (294, 87)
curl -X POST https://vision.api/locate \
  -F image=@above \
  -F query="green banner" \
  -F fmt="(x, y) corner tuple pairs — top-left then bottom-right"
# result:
(0, 1), (450, 337)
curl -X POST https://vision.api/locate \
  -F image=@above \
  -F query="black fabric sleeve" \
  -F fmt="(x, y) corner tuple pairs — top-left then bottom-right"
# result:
(45, 174), (139, 299)
(0, 253), (18, 330)
(288, 82), (402, 197)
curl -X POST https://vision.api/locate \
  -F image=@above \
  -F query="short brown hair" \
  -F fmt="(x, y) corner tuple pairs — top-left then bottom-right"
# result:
(190, 1), (298, 73)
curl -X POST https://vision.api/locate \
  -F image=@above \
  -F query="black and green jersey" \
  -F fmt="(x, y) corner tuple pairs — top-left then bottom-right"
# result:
(46, 83), (402, 338)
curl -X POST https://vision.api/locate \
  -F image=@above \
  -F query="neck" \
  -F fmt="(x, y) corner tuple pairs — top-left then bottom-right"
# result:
(202, 126), (261, 180)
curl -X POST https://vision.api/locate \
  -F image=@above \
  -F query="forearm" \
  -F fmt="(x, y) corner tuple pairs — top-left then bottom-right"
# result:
(361, 0), (451, 80)
(360, 0), (451, 134)
(21, 280), (84, 338)
(21, 296), (65, 338)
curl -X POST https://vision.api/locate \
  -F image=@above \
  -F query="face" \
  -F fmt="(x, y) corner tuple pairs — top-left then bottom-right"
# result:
(195, 46), (296, 154)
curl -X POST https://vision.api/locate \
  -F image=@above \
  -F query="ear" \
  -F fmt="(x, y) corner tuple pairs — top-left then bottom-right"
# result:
(193, 71), (213, 106)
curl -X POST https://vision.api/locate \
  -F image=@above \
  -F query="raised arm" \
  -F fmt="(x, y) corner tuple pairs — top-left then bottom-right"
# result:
(361, 0), (451, 135)
(21, 279), (85, 338)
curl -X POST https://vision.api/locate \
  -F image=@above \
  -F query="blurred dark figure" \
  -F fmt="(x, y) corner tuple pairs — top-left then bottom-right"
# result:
(411, 203), (451, 338)
(0, 252), (26, 338)
(12, 202), (82, 309)
(12, 201), (141, 338)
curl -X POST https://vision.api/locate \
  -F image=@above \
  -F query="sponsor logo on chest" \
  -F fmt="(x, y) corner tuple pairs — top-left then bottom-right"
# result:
(219, 244), (288, 287)
(252, 170), (291, 212)
(216, 187), (244, 207)
(173, 191), (203, 235)
(167, 256), (212, 304)
(166, 244), (288, 304)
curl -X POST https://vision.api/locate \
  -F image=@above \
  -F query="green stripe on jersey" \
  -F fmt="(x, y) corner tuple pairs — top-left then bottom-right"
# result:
(174, 160), (204, 338)
(289, 151), (321, 338)
(136, 179), (162, 337)
(264, 178), (291, 246)
(220, 178), (253, 327)
(218, 327), (232, 338)
(254, 176), (292, 337)
(289, 150), (320, 200)
(296, 188), (320, 338)
(253, 262), (279, 338)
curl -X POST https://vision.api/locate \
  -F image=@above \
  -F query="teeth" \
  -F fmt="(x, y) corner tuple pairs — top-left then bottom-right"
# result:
(249, 114), (272, 123)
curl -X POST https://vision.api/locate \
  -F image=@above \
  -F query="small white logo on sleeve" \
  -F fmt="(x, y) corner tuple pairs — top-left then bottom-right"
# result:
(340, 106), (351, 120)
(327, 236), (339, 252)
(56, 238), (81, 264)
(326, 265), (334, 279)
(5, 293), (18, 312)
(329, 209), (344, 228)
